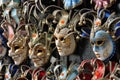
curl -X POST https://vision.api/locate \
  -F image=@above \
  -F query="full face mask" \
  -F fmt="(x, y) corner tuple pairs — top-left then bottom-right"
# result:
(54, 27), (76, 56)
(8, 32), (28, 65)
(90, 30), (115, 61)
(28, 24), (51, 67)
(29, 40), (50, 67)
(6, 23), (29, 65)
(90, 11), (120, 62)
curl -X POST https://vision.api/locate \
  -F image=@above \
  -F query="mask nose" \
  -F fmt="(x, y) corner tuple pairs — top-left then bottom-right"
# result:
(9, 47), (15, 57)
(55, 40), (61, 48)
(93, 45), (99, 52)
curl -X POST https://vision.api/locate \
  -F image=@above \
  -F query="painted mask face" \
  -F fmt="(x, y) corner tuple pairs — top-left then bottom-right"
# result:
(90, 30), (114, 61)
(0, 39), (7, 59)
(28, 32), (51, 68)
(29, 42), (50, 67)
(54, 28), (76, 56)
(8, 34), (28, 65)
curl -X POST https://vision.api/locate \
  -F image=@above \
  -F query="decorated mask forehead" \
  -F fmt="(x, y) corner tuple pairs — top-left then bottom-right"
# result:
(54, 27), (74, 39)
(54, 27), (76, 56)
(54, 27), (70, 35)
(90, 30), (111, 42)
(90, 30), (115, 61)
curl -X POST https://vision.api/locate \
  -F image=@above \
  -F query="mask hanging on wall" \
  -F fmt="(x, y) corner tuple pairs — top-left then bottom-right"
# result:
(90, 9), (120, 62)
(27, 24), (52, 68)
(54, 27), (76, 56)
(53, 10), (81, 56)
(6, 23), (29, 65)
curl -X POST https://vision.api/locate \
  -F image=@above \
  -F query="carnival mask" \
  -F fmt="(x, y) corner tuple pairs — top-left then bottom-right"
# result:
(6, 24), (29, 65)
(28, 24), (51, 67)
(90, 30), (115, 61)
(54, 27), (76, 56)
(8, 32), (28, 65)
(29, 42), (50, 67)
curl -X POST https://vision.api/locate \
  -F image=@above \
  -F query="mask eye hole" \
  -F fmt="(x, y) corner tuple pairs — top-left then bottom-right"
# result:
(90, 41), (94, 45)
(60, 37), (64, 41)
(37, 50), (42, 53)
(14, 46), (20, 50)
(96, 40), (104, 46)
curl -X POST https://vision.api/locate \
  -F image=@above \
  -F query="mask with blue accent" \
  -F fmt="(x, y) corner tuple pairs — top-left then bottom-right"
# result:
(63, 0), (83, 10)
(90, 9), (120, 63)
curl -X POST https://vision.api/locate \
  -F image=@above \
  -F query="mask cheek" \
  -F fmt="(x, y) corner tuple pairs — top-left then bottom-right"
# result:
(98, 46), (109, 60)
(103, 52), (109, 58)
(17, 49), (27, 64)
(64, 38), (71, 47)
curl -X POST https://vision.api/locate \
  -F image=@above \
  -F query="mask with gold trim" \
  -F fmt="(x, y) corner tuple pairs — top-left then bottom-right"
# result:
(54, 27), (76, 56)
(27, 24), (52, 67)
(16, 65), (32, 80)
(53, 10), (79, 56)
(7, 24), (29, 65)
(90, 9), (120, 62)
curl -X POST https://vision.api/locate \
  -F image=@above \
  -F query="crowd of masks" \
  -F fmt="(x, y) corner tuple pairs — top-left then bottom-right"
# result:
(0, 0), (120, 80)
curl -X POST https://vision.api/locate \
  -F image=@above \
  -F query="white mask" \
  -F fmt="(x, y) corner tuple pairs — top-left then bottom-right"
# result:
(54, 28), (76, 56)
(90, 30), (115, 61)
